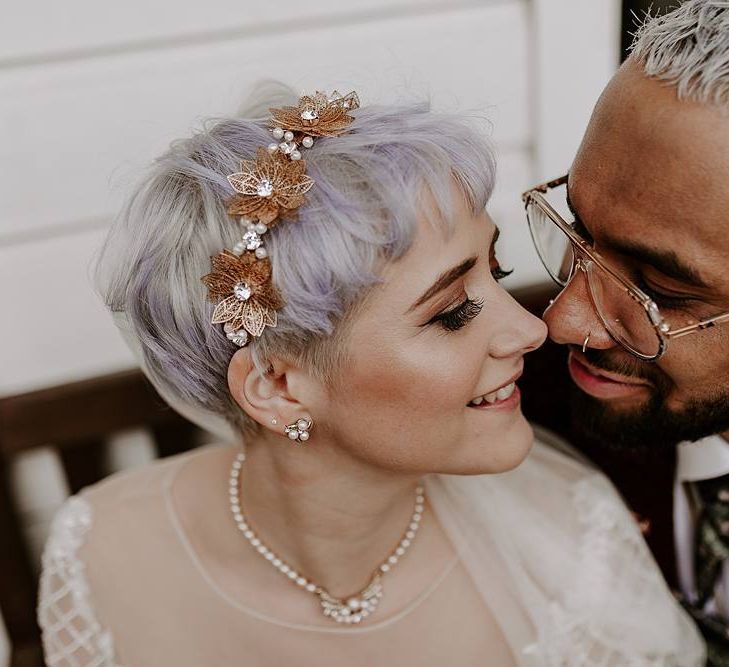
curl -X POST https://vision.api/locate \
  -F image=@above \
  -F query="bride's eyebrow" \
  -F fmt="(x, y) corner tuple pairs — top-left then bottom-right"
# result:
(407, 256), (478, 314)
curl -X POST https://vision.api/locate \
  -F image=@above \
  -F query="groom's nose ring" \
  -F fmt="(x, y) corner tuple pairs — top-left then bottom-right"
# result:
(582, 332), (591, 353)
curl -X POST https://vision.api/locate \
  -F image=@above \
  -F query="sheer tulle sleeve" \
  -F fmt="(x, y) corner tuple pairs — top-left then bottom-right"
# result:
(37, 495), (119, 666)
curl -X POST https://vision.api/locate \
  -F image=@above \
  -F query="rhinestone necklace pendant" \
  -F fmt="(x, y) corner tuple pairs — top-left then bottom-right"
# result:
(229, 452), (425, 626)
(318, 575), (383, 624)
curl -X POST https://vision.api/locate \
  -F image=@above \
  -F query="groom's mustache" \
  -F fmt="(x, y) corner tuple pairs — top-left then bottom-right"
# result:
(576, 346), (665, 389)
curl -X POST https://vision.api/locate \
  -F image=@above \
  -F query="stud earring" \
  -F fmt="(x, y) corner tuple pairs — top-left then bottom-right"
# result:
(271, 417), (278, 425)
(285, 417), (312, 444)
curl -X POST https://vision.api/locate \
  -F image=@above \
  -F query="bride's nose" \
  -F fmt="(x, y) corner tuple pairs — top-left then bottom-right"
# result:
(489, 293), (548, 359)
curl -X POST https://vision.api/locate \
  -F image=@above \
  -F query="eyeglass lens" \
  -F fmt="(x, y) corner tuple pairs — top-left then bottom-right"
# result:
(526, 195), (662, 359)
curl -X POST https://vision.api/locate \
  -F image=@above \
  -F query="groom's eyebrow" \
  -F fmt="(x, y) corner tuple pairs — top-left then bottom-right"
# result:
(566, 188), (708, 288)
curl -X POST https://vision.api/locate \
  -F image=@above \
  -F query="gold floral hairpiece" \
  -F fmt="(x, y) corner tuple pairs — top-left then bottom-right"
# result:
(202, 90), (360, 347)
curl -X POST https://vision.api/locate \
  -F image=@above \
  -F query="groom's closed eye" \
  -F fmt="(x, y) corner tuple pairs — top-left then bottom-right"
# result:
(566, 190), (707, 290)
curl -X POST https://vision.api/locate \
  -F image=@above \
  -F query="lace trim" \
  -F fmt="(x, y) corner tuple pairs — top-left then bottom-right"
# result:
(526, 477), (702, 667)
(38, 496), (119, 666)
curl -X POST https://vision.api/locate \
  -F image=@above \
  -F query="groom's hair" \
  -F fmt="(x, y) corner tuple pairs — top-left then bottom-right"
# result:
(629, 0), (729, 110)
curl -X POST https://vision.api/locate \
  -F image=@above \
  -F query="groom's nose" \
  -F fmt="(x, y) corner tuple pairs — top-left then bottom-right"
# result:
(542, 269), (614, 350)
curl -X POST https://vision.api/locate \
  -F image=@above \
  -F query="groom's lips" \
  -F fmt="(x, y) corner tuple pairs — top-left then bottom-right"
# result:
(568, 350), (652, 400)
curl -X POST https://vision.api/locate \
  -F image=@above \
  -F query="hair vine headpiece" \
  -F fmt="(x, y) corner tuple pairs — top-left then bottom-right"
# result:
(202, 90), (360, 348)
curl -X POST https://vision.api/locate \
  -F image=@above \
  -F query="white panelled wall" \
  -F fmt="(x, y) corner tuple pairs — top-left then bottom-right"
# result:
(0, 0), (619, 661)
(0, 0), (621, 397)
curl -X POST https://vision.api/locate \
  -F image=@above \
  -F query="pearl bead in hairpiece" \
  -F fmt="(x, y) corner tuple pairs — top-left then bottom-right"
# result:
(229, 451), (425, 624)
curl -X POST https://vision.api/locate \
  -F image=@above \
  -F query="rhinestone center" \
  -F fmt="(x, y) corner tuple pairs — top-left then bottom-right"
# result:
(278, 141), (297, 155)
(242, 230), (262, 250)
(256, 179), (274, 197)
(233, 282), (252, 301)
(225, 327), (249, 347)
(301, 108), (319, 121)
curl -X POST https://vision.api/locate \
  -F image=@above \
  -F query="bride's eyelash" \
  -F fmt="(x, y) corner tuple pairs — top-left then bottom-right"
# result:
(427, 252), (512, 332)
(431, 297), (484, 331)
(491, 265), (513, 281)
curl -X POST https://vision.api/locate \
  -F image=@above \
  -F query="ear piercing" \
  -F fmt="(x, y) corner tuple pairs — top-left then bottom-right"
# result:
(271, 417), (278, 425)
(285, 417), (312, 443)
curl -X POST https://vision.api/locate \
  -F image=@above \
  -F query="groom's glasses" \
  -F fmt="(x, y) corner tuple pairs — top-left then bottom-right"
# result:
(522, 175), (729, 361)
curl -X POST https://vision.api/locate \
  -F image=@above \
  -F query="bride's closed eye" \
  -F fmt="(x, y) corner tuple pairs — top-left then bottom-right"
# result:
(431, 297), (484, 331)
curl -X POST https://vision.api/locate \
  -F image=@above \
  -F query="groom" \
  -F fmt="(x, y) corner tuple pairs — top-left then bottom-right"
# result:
(525, 0), (729, 659)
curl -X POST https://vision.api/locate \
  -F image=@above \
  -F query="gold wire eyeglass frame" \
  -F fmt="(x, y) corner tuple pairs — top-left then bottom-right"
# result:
(522, 175), (729, 361)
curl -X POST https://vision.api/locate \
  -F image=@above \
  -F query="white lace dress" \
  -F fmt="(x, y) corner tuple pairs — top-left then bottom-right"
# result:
(37, 437), (704, 666)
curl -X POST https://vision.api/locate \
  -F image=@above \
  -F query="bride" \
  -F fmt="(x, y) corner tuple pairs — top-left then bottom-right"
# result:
(38, 86), (702, 665)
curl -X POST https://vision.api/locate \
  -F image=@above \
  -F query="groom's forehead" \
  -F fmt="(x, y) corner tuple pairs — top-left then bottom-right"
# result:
(569, 65), (729, 283)
(568, 166), (729, 293)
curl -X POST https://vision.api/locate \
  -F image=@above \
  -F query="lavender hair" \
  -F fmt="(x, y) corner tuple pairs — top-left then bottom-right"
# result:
(94, 84), (496, 441)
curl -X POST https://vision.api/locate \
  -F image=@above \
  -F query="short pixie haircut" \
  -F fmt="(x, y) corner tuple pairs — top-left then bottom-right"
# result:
(95, 84), (496, 441)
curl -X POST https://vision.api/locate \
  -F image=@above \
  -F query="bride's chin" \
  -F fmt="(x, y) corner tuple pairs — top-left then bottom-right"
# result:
(458, 416), (535, 476)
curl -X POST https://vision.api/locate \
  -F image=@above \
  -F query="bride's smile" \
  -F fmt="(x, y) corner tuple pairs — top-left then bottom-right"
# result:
(273, 185), (548, 479)
(466, 375), (520, 409)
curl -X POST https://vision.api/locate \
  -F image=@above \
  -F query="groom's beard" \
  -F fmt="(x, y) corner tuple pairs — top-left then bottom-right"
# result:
(569, 347), (729, 451)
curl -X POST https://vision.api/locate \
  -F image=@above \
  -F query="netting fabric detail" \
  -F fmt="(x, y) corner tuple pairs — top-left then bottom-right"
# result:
(37, 496), (118, 666)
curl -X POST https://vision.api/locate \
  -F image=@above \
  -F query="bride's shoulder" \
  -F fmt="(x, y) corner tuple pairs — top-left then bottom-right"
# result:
(43, 443), (230, 564)
(80, 442), (230, 515)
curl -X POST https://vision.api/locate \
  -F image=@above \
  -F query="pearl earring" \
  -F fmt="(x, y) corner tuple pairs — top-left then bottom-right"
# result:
(285, 417), (312, 444)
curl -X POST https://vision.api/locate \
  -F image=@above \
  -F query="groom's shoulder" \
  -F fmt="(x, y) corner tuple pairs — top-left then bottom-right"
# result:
(496, 424), (627, 523)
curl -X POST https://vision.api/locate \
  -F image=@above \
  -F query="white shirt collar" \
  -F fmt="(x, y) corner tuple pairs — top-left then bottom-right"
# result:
(677, 434), (729, 483)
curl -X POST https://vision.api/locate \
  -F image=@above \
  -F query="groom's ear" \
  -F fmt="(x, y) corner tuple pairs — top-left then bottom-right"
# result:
(227, 349), (312, 432)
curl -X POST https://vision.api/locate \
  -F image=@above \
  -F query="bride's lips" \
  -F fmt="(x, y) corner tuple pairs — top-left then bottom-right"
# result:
(568, 350), (652, 400)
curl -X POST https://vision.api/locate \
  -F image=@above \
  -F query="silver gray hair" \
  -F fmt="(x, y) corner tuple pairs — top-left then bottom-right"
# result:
(95, 84), (496, 441)
(630, 0), (729, 108)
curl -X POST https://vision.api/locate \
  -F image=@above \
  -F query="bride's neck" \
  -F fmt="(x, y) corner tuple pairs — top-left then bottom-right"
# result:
(238, 433), (423, 598)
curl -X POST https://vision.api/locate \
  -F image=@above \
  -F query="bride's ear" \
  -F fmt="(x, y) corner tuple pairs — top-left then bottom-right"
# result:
(227, 348), (308, 432)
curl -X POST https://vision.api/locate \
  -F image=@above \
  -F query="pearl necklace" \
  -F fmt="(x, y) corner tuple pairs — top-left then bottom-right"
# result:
(228, 451), (425, 624)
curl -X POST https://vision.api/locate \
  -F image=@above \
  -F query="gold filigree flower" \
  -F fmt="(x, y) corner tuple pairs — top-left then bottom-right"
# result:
(269, 91), (360, 138)
(202, 250), (284, 337)
(226, 148), (314, 225)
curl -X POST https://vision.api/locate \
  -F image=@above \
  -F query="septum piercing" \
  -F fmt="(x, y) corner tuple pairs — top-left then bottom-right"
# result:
(582, 332), (591, 353)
